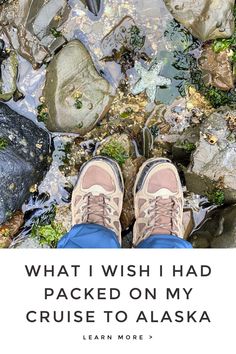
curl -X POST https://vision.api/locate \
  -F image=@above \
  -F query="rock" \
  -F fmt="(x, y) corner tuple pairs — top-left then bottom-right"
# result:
(198, 44), (234, 91)
(0, 0), (70, 67)
(0, 103), (50, 224)
(54, 205), (72, 232)
(185, 109), (236, 203)
(0, 49), (22, 101)
(13, 237), (50, 249)
(0, 211), (24, 248)
(186, 86), (214, 117)
(163, 0), (235, 41)
(43, 40), (114, 134)
(189, 205), (236, 248)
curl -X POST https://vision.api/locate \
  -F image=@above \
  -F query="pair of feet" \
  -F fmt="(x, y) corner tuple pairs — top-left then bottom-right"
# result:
(72, 156), (184, 247)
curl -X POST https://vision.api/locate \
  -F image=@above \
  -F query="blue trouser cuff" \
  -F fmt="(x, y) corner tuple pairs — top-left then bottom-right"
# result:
(57, 223), (192, 249)
(57, 223), (120, 248)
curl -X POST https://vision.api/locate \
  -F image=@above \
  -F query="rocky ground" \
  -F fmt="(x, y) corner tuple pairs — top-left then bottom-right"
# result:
(1, 0), (236, 248)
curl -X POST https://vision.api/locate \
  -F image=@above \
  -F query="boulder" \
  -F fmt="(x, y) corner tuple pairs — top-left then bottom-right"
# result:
(0, 0), (70, 67)
(0, 103), (50, 224)
(43, 40), (114, 134)
(163, 0), (235, 41)
(189, 205), (236, 248)
(185, 110), (236, 203)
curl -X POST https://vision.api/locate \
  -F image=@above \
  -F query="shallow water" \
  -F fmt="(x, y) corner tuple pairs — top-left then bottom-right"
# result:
(0, 0), (213, 246)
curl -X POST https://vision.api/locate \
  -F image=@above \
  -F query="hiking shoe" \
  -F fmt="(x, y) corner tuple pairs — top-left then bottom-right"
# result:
(71, 156), (124, 244)
(133, 158), (184, 246)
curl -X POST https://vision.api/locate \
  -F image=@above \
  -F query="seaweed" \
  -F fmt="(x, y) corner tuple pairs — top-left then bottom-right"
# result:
(74, 98), (83, 109)
(212, 5), (236, 54)
(37, 103), (49, 122)
(0, 137), (8, 150)
(50, 27), (62, 38)
(100, 140), (128, 166)
(31, 222), (65, 248)
(207, 190), (225, 206)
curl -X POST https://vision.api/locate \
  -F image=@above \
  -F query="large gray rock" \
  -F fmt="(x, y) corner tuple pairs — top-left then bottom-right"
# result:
(163, 0), (235, 41)
(43, 40), (114, 134)
(185, 110), (236, 203)
(0, 103), (50, 224)
(189, 205), (236, 248)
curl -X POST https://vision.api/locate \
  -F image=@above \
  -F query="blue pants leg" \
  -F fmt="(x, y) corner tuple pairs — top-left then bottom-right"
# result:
(136, 234), (192, 248)
(57, 224), (192, 249)
(57, 223), (120, 248)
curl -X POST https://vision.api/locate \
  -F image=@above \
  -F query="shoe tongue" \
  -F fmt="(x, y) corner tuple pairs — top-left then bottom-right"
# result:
(153, 188), (176, 198)
(90, 185), (109, 195)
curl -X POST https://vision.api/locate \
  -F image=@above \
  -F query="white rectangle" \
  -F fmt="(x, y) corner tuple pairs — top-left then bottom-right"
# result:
(0, 249), (235, 354)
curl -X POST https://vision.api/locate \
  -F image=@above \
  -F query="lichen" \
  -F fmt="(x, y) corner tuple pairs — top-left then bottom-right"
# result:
(100, 140), (129, 166)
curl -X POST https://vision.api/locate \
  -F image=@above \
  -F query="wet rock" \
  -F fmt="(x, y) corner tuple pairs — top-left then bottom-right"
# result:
(189, 205), (236, 248)
(54, 205), (72, 232)
(163, 0), (235, 41)
(186, 86), (214, 118)
(0, 49), (22, 102)
(13, 237), (50, 249)
(0, 103), (50, 224)
(0, 211), (24, 248)
(185, 109), (236, 203)
(43, 40), (114, 134)
(198, 44), (234, 91)
(0, 0), (70, 67)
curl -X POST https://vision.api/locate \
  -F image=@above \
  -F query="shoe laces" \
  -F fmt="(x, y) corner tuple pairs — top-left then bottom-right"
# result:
(146, 196), (181, 236)
(82, 192), (112, 227)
